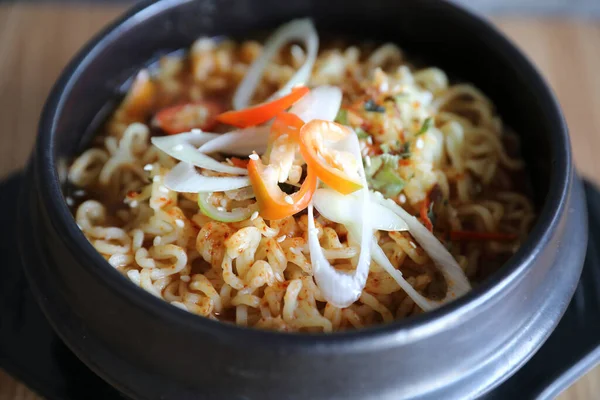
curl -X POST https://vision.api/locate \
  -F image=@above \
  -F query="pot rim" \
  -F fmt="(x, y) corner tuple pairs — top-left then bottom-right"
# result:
(35, 0), (572, 351)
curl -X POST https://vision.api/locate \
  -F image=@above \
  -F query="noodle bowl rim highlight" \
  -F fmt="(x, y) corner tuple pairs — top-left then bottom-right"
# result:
(35, 0), (571, 349)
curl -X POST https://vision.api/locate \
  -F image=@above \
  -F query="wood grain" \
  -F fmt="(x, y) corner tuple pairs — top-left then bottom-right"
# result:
(0, 4), (598, 399)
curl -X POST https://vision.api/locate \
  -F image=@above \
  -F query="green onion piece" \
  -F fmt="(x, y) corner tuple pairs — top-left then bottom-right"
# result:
(198, 192), (258, 223)
(417, 117), (434, 136)
(364, 155), (383, 177)
(374, 167), (405, 198)
(335, 109), (349, 125)
(366, 154), (405, 198)
(354, 127), (370, 139)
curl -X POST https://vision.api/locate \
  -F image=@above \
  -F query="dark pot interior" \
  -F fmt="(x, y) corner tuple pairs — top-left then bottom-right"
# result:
(19, 1), (587, 399)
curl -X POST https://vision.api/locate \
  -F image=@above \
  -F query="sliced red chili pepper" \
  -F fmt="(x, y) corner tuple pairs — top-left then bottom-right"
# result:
(217, 86), (309, 128)
(247, 157), (317, 220)
(153, 101), (223, 135)
(271, 112), (305, 140)
(299, 120), (363, 195)
(450, 231), (518, 241)
(252, 112), (312, 219)
(264, 112), (305, 164)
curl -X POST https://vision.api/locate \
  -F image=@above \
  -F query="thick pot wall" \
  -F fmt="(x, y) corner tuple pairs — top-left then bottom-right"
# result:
(26, 166), (586, 400)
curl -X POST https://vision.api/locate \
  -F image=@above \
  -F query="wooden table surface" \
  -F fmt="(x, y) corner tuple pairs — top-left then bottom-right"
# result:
(0, 4), (599, 399)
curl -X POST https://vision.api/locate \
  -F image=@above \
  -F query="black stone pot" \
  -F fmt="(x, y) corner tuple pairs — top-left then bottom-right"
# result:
(13, 1), (591, 399)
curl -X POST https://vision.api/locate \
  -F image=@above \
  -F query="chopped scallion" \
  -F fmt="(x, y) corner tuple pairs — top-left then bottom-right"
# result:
(335, 109), (349, 125)
(416, 117), (433, 136)
(354, 127), (370, 139)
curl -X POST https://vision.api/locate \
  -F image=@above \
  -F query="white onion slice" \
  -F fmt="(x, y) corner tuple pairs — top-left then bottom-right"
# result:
(197, 126), (270, 156)
(372, 191), (471, 298)
(343, 223), (434, 311)
(151, 130), (219, 149)
(307, 134), (371, 308)
(313, 187), (433, 309)
(312, 188), (408, 232)
(164, 162), (251, 193)
(289, 85), (342, 122)
(369, 238), (436, 311)
(233, 18), (319, 110)
(152, 134), (247, 175)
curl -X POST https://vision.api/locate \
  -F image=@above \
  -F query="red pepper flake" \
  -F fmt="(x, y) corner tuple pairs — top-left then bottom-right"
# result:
(361, 120), (373, 132)
(365, 143), (383, 156)
(420, 192), (433, 232)
(158, 198), (173, 207)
